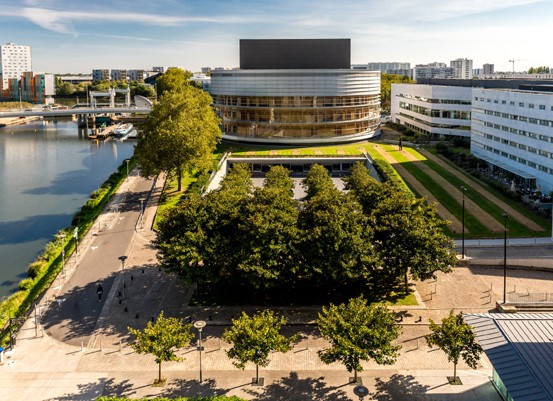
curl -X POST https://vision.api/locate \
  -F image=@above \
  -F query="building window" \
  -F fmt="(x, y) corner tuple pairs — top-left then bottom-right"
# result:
(539, 105), (546, 110)
(519, 102), (524, 107)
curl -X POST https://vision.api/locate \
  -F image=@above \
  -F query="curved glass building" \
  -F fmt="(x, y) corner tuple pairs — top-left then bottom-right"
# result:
(210, 40), (381, 144)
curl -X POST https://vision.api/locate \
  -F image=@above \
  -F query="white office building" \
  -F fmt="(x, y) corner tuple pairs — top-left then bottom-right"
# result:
(0, 43), (32, 90)
(471, 88), (553, 193)
(450, 58), (473, 79)
(413, 63), (455, 81)
(391, 84), (472, 138)
(352, 62), (411, 77)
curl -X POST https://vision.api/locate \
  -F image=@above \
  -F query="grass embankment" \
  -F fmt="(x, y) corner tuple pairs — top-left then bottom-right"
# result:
(0, 158), (137, 346)
(0, 101), (34, 110)
(379, 144), (549, 238)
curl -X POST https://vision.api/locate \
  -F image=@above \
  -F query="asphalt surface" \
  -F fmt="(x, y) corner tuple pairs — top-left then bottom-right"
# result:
(41, 176), (156, 347)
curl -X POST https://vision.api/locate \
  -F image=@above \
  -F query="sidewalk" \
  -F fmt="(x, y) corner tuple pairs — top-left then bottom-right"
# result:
(0, 169), (503, 401)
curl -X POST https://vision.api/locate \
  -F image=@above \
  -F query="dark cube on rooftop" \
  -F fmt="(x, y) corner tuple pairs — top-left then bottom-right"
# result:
(239, 39), (351, 70)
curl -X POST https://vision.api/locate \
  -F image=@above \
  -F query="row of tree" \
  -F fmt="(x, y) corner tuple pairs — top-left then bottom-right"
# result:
(156, 163), (456, 298)
(528, 66), (551, 74)
(55, 78), (156, 98)
(129, 301), (482, 385)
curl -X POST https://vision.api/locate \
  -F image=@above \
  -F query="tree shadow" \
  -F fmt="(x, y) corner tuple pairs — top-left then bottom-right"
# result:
(373, 374), (430, 401)
(41, 272), (119, 344)
(158, 378), (227, 398)
(244, 372), (350, 401)
(43, 377), (135, 400)
(23, 169), (96, 196)
(0, 213), (73, 245)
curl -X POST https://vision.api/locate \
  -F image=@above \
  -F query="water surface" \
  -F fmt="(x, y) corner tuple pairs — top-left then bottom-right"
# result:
(0, 119), (134, 297)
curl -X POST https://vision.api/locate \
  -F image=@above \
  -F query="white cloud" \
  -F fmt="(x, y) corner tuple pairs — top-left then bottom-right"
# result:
(22, 7), (76, 35)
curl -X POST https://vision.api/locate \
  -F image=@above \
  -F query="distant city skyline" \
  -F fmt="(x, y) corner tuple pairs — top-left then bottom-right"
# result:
(0, 0), (551, 74)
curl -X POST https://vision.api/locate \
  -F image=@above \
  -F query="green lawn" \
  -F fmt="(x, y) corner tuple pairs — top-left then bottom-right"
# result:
(153, 173), (197, 230)
(380, 144), (549, 238)
(229, 142), (371, 157)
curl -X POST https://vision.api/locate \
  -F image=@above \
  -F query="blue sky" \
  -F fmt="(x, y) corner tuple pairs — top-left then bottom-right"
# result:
(0, 0), (551, 74)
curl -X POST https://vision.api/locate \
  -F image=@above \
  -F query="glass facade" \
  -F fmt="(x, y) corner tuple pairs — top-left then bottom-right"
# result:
(211, 69), (381, 143)
(213, 95), (380, 139)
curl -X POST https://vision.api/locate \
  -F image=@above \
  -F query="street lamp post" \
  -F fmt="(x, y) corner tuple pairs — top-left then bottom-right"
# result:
(460, 186), (467, 259)
(119, 255), (128, 300)
(139, 197), (146, 228)
(125, 159), (130, 181)
(19, 86), (22, 110)
(56, 233), (67, 276)
(193, 320), (206, 383)
(503, 212), (509, 304)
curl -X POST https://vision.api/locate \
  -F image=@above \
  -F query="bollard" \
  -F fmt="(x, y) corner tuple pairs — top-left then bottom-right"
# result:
(119, 339), (122, 352)
(81, 341), (83, 352)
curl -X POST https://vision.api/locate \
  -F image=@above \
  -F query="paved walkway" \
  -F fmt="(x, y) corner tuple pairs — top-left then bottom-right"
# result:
(0, 168), (521, 401)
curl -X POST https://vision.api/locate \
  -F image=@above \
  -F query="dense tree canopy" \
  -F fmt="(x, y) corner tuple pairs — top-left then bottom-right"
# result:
(346, 163), (456, 293)
(381, 73), (414, 112)
(317, 296), (401, 382)
(155, 67), (193, 97)
(156, 162), (456, 301)
(134, 86), (221, 190)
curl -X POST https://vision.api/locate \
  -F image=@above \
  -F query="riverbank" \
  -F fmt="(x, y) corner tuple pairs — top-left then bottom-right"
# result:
(0, 157), (136, 345)
(0, 116), (41, 127)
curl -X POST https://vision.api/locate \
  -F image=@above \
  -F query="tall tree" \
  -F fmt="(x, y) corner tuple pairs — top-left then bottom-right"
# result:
(236, 178), (300, 289)
(264, 165), (295, 197)
(370, 187), (455, 293)
(302, 164), (335, 200)
(223, 310), (296, 384)
(347, 166), (456, 293)
(135, 86), (222, 191)
(426, 310), (483, 383)
(155, 67), (193, 96)
(299, 164), (376, 287)
(156, 194), (213, 283)
(317, 297), (401, 382)
(128, 312), (194, 383)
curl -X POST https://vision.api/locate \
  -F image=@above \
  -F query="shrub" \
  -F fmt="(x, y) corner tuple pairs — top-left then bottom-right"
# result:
(18, 278), (35, 291)
(27, 260), (47, 279)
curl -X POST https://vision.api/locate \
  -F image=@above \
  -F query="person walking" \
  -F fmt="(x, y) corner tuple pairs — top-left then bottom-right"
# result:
(96, 283), (103, 302)
(399, 137), (403, 151)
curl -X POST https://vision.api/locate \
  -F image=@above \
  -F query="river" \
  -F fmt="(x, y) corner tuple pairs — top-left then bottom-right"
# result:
(0, 118), (135, 298)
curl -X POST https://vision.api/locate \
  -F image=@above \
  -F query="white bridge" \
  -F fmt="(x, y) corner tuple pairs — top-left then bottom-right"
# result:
(0, 107), (152, 118)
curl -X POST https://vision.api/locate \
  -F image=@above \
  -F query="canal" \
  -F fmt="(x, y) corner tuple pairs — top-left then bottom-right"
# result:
(0, 119), (135, 298)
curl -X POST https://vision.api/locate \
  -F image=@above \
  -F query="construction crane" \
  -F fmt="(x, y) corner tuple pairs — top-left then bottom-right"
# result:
(509, 58), (525, 73)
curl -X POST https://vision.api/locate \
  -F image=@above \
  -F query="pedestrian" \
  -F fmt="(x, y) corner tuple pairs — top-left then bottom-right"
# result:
(399, 137), (403, 151)
(97, 283), (103, 302)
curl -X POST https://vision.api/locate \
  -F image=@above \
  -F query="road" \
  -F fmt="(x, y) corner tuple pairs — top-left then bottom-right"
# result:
(462, 244), (553, 259)
(41, 174), (155, 347)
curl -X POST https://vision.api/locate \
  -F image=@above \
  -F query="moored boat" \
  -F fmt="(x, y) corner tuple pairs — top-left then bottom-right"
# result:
(113, 123), (133, 137)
